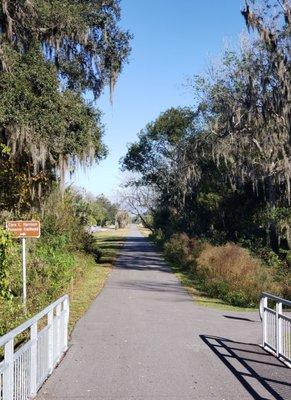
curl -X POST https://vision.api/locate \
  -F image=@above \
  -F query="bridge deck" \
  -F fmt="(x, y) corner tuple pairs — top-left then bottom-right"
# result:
(38, 225), (291, 400)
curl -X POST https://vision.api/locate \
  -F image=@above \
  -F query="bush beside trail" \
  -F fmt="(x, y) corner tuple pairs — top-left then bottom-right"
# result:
(162, 233), (289, 308)
(0, 188), (125, 336)
(0, 233), (102, 336)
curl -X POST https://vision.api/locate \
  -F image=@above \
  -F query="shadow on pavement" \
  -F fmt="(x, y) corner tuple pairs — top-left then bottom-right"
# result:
(115, 279), (190, 295)
(116, 245), (170, 273)
(200, 335), (291, 400)
(101, 236), (146, 243)
(224, 315), (257, 322)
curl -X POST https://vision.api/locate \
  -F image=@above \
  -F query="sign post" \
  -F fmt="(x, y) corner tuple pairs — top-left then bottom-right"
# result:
(21, 237), (27, 305)
(6, 221), (40, 306)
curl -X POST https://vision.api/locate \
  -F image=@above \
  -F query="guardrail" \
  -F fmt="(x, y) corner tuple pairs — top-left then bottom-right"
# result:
(260, 292), (291, 367)
(0, 295), (69, 400)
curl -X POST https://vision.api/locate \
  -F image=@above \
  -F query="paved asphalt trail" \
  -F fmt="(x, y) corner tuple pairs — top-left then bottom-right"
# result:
(38, 225), (291, 400)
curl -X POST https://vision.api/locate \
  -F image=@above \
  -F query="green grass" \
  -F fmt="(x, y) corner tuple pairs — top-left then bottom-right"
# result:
(0, 228), (129, 339)
(68, 228), (129, 333)
(137, 225), (151, 237)
(171, 264), (255, 312)
(137, 226), (255, 312)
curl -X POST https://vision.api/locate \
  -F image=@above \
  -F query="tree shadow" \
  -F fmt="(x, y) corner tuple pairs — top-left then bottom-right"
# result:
(116, 279), (187, 294)
(115, 251), (171, 273)
(224, 315), (256, 322)
(100, 236), (145, 243)
(200, 335), (291, 400)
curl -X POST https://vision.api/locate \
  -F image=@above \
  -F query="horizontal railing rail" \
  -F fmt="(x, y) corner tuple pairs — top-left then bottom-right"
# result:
(0, 295), (69, 400)
(261, 292), (291, 307)
(260, 292), (291, 367)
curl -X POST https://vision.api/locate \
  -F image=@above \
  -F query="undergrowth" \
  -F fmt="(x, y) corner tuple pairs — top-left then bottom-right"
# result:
(157, 232), (290, 308)
(0, 189), (128, 337)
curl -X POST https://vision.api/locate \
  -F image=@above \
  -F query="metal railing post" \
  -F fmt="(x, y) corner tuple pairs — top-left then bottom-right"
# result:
(30, 322), (38, 396)
(56, 304), (61, 361)
(260, 292), (291, 367)
(47, 309), (54, 373)
(262, 295), (268, 347)
(3, 338), (14, 400)
(63, 297), (69, 351)
(276, 301), (282, 357)
(0, 295), (70, 399)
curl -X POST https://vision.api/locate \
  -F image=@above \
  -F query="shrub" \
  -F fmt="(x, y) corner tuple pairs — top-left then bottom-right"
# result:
(0, 227), (21, 298)
(0, 298), (25, 336)
(42, 189), (86, 250)
(286, 251), (291, 268)
(0, 187), (111, 336)
(164, 233), (190, 267)
(196, 243), (282, 307)
(164, 233), (203, 271)
(28, 239), (75, 298)
(82, 232), (102, 262)
(150, 228), (165, 248)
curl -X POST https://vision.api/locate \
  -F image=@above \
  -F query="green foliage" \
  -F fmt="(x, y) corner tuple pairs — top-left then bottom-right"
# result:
(0, 0), (131, 97)
(74, 192), (118, 227)
(163, 233), (283, 307)
(0, 227), (20, 298)
(82, 233), (102, 263)
(164, 233), (203, 271)
(0, 46), (108, 211)
(0, 187), (109, 335)
(29, 237), (75, 298)
(0, 298), (25, 337)
(0, 0), (131, 212)
(116, 210), (130, 229)
(122, 2), (291, 305)
(0, 0), (131, 333)
(122, 2), (291, 259)
(42, 189), (84, 249)
(150, 229), (165, 248)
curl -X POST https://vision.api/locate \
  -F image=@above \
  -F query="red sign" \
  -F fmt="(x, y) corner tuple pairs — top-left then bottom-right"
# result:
(6, 221), (41, 238)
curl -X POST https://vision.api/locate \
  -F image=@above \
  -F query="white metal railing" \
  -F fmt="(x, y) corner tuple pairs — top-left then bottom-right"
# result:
(0, 295), (69, 400)
(260, 292), (291, 367)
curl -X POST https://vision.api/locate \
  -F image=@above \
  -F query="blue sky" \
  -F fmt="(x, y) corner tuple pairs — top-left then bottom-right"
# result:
(69, 0), (246, 199)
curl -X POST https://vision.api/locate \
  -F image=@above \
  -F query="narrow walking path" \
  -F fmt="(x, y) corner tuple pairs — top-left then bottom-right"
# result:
(38, 225), (291, 400)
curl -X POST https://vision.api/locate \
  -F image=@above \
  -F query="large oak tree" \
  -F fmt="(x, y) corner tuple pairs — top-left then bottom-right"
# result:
(0, 0), (131, 211)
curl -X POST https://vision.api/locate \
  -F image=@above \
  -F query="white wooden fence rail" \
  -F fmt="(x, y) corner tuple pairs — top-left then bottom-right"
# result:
(260, 292), (291, 367)
(0, 295), (69, 400)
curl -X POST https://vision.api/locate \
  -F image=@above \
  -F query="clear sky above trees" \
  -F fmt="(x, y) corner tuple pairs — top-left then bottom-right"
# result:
(70, 0), (247, 198)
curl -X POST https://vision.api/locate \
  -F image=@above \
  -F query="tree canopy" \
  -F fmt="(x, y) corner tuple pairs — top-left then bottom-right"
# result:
(0, 0), (131, 212)
(122, 0), (291, 259)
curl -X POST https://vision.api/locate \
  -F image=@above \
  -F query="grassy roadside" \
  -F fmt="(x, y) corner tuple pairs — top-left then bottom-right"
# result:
(0, 228), (129, 340)
(170, 265), (255, 312)
(138, 226), (152, 237)
(68, 228), (129, 333)
(137, 226), (255, 312)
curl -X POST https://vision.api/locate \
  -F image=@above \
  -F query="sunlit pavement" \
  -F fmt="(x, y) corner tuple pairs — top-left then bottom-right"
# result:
(37, 225), (291, 400)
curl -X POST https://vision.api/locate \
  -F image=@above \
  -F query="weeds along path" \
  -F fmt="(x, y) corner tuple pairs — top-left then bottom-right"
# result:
(37, 224), (291, 400)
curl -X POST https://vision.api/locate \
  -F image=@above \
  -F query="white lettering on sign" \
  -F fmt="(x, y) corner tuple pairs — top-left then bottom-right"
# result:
(6, 221), (41, 238)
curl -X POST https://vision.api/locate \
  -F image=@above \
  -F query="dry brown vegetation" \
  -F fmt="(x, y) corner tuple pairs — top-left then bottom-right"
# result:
(196, 243), (281, 307)
(164, 233), (288, 307)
